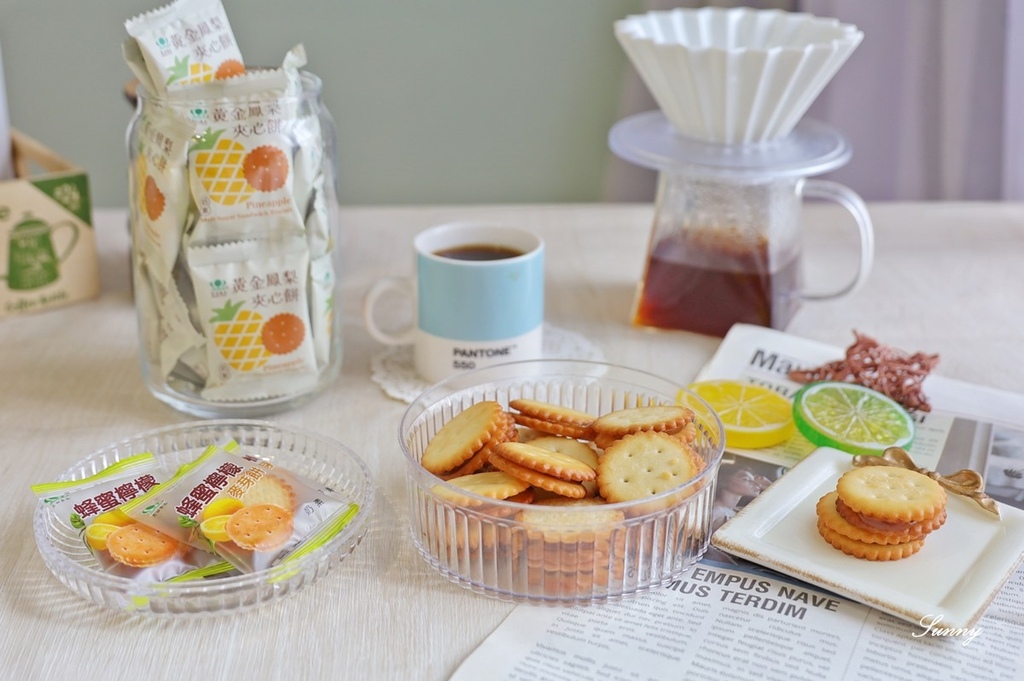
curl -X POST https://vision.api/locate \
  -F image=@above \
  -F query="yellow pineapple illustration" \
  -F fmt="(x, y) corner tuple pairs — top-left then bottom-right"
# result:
(190, 129), (254, 206)
(210, 300), (271, 371)
(166, 56), (214, 85)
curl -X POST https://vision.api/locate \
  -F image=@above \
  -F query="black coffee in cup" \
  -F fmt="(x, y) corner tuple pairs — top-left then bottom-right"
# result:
(434, 243), (524, 261)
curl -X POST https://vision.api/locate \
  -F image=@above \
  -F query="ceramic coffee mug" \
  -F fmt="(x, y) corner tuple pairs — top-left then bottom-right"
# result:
(363, 221), (545, 383)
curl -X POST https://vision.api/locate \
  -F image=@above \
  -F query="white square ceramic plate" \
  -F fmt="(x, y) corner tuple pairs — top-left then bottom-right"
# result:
(711, 447), (1024, 628)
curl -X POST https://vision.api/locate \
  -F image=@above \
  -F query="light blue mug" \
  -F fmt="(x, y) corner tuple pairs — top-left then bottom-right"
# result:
(363, 221), (545, 383)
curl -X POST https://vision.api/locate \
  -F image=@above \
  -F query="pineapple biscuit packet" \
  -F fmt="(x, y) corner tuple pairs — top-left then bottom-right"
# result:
(309, 253), (336, 369)
(303, 185), (333, 259)
(187, 236), (319, 402)
(136, 255), (208, 382)
(121, 439), (361, 573)
(122, 37), (159, 100)
(31, 454), (232, 586)
(126, 47), (209, 384)
(130, 103), (194, 278)
(174, 49), (308, 247)
(125, 0), (245, 95)
(133, 262), (164, 371)
(289, 99), (332, 258)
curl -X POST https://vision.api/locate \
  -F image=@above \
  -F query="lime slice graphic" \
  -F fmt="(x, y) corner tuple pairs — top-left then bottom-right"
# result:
(686, 380), (795, 449)
(792, 381), (915, 456)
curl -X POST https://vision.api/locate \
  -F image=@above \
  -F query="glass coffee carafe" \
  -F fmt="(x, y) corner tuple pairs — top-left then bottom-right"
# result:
(610, 111), (874, 338)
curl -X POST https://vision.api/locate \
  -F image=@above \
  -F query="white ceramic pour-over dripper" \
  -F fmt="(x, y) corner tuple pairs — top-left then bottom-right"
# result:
(615, 7), (863, 146)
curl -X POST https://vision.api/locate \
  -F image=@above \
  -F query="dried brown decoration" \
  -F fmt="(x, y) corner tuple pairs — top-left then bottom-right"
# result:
(788, 332), (940, 412)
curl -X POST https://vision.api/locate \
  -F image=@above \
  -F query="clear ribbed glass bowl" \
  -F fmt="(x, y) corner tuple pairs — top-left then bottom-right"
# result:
(400, 360), (725, 605)
(33, 420), (374, 617)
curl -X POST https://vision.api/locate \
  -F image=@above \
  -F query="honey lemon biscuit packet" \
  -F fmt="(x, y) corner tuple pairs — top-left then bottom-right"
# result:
(187, 236), (319, 402)
(121, 439), (361, 573)
(31, 453), (232, 585)
(125, 0), (245, 96)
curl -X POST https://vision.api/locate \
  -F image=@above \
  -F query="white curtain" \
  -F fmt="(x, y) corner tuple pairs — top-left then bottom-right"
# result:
(605, 0), (1024, 201)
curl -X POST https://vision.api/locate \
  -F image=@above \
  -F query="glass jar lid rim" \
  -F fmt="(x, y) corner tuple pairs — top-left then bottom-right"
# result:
(135, 68), (322, 104)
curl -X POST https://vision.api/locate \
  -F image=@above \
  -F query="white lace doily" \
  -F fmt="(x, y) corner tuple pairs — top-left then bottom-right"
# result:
(369, 323), (605, 403)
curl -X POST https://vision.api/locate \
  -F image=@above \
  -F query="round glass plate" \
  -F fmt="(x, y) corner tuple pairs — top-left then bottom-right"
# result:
(33, 420), (374, 617)
(609, 110), (852, 178)
(400, 359), (725, 605)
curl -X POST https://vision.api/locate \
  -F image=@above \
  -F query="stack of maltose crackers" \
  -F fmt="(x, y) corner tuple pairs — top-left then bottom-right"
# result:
(419, 398), (707, 597)
(815, 466), (948, 560)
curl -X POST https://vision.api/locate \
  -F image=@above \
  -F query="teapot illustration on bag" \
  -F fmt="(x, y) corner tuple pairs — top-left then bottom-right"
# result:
(1, 213), (79, 291)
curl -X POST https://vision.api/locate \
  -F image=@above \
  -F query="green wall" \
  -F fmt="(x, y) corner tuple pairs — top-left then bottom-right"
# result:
(1, 0), (643, 207)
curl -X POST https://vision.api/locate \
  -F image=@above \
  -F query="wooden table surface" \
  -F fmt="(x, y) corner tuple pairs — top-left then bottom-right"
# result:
(2, 202), (1022, 679)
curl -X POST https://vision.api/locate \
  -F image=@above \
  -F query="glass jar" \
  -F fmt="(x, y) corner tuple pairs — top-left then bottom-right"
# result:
(126, 72), (342, 417)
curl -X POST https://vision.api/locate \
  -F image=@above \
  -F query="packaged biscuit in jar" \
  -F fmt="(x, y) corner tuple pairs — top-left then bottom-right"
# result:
(120, 439), (361, 573)
(187, 235), (318, 402)
(129, 102), (193, 278)
(308, 253), (336, 369)
(135, 255), (209, 382)
(288, 92), (333, 259)
(126, 80), (209, 384)
(125, 0), (246, 95)
(31, 454), (233, 584)
(172, 46), (309, 248)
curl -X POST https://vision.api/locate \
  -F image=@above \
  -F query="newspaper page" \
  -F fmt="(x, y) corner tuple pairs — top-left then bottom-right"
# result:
(450, 325), (1024, 681)
(451, 560), (1024, 681)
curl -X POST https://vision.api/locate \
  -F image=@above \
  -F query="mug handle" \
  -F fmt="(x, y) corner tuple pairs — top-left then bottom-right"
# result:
(799, 179), (875, 301)
(52, 220), (80, 263)
(362, 276), (417, 345)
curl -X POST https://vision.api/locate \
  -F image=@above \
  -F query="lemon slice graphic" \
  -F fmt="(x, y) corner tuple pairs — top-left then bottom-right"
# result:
(686, 380), (795, 449)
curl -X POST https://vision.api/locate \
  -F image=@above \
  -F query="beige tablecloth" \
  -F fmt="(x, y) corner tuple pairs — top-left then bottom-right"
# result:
(2, 202), (1022, 679)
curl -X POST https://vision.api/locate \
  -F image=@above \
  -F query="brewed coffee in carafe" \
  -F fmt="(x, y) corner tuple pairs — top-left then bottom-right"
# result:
(633, 174), (803, 337)
(610, 112), (874, 338)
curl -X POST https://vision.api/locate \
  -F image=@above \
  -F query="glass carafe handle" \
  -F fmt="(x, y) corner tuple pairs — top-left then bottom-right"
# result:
(800, 179), (875, 301)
